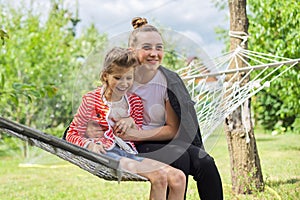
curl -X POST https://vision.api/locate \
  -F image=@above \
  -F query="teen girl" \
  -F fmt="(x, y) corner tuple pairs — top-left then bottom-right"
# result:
(117, 17), (224, 200)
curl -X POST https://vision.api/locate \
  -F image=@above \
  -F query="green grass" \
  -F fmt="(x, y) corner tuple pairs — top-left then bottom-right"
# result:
(0, 132), (299, 200)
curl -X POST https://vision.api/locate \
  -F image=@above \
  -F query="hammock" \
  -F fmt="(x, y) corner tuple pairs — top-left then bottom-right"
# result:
(0, 117), (147, 182)
(177, 46), (300, 144)
(1, 43), (299, 182)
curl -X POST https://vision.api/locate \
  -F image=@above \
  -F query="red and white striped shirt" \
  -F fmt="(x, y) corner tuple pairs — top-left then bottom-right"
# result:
(66, 87), (143, 151)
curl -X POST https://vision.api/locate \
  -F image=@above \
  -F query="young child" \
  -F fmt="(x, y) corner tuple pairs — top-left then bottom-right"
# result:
(66, 47), (141, 156)
(66, 47), (186, 200)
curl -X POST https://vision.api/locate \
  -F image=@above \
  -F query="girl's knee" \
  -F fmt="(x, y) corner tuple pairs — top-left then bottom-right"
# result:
(149, 169), (168, 188)
(169, 168), (186, 188)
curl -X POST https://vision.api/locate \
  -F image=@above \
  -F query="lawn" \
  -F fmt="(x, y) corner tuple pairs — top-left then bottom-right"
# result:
(0, 131), (299, 200)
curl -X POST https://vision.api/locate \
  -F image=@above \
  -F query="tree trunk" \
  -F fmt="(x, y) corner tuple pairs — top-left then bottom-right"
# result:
(225, 0), (264, 194)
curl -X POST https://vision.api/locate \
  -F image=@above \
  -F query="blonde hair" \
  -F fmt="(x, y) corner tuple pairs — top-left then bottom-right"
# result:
(100, 47), (138, 83)
(128, 17), (161, 48)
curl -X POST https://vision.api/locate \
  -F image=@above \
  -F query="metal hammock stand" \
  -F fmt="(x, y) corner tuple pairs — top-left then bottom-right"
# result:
(0, 45), (299, 182)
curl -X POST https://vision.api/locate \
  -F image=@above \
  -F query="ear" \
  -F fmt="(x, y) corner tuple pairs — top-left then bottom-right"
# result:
(102, 72), (108, 81)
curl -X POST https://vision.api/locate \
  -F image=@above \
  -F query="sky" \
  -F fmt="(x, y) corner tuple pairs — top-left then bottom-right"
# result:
(71, 0), (229, 58)
(11, 0), (229, 58)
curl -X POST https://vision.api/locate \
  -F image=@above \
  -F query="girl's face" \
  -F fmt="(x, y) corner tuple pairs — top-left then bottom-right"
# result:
(134, 31), (164, 71)
(103, 66), (134, 101)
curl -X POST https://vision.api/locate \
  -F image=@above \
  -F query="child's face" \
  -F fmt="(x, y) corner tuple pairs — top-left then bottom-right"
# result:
(104, 66), (134, 101)
(134, 31), (164, 71)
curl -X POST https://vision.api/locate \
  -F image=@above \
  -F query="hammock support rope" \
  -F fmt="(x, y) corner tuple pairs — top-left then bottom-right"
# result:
(177, 47), (300, 143)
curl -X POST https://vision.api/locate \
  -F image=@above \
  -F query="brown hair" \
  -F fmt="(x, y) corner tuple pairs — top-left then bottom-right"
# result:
(100, 47), (138, 83)
(128, 17), (161, 48)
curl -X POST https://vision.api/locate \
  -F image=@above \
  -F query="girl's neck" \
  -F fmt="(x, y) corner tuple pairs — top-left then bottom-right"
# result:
(134, 66), (158, 84)
(104, 89), (122, 102)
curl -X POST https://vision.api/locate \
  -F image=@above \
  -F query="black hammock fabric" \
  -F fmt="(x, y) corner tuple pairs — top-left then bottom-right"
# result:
(0, 117), (147, 182)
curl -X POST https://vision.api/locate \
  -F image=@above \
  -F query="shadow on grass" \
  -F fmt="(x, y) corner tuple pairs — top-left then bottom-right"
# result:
(279, 146), (300, 151)
(268, 178), (300, 186)
(256, 137), (278, 142)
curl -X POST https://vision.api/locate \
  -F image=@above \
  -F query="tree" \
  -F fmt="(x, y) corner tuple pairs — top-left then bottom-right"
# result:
(0, 0), (107, 154)
(224, 0), (264, 194)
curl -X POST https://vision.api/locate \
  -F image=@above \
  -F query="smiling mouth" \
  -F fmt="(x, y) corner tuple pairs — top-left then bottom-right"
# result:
(147, 59), (159, 64)
(116, 87), (128, 91)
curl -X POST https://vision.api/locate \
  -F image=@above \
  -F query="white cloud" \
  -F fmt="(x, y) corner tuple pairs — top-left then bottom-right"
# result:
(75, 0), (229, 57)
(11, 0), (229, 57)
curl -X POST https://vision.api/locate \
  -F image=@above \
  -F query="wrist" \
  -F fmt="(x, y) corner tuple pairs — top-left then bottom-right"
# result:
(128, 117), (135, 128)
(127, 128), (142, 141)
(84, 139), (94, 149)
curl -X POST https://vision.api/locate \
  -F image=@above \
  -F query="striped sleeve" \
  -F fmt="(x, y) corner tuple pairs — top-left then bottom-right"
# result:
(66, 95), (90, 147)
(66, 92), (95, 147)
(128, 94), (144, 129)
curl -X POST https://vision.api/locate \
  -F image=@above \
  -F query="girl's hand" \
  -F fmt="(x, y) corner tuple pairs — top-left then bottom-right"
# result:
(87, 142), (106, 154)
(85, 120), (105, 138)
(113, 117), (135, 135)
(117, 128), (143, 141)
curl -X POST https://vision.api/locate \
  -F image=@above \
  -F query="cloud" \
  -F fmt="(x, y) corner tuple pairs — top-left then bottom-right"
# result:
(72, 0), (228, 57)
(11, 0), (229, 57)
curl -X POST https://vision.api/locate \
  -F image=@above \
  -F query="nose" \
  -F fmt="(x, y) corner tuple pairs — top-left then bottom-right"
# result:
(150, 48), (158, 56)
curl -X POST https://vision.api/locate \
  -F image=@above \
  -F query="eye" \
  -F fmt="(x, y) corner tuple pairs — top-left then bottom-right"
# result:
(126, 76), (133, 81)
(142, 45), (152, 50)
(156, 45), (163, 51)
(113, 76), (121, 80)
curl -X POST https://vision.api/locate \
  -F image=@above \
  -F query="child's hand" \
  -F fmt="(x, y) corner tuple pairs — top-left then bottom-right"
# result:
(87, 142), (106, 154)
(113, 117), (135, 135)
(85, 120), (105, 138)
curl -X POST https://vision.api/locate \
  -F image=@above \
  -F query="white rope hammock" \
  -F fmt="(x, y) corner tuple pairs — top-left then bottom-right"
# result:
(177, 45), (300, 144)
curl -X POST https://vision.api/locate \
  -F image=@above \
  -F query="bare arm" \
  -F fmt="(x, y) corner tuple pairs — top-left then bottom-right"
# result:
(119, 100), (179, 141)
(113, 117), (138, 135)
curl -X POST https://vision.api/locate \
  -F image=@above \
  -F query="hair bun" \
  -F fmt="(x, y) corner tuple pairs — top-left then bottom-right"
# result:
(131, 17), (148, 29)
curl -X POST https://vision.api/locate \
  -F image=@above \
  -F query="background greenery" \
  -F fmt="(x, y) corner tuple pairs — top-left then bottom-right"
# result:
(0, 1), (107, 135)
(248, 0), (300, 133)
(1, 0), (299, 135)
(215, 0), (300, 133)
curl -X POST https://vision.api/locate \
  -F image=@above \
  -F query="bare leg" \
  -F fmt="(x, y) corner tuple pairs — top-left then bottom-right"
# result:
(166, 167), (186, 200)
(119, 157), (186, 200)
